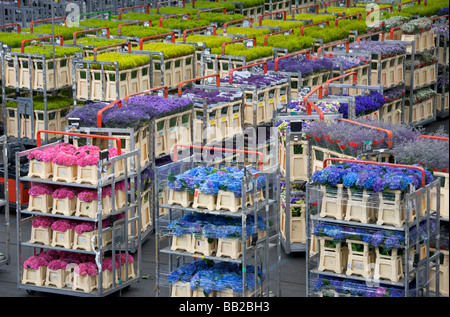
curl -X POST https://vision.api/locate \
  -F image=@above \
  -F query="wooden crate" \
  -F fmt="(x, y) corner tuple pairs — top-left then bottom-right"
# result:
(280, 207), (306, 244)
(30, 226), (52, 245)
(279, 135), (308, 182)
(51, 228), (74, 249)
(437, 93), (449, 112)
(402, 29), (434, 54)
(28, 194), (53, 213)
(429, 249), (449, 296)
(438, 47), (449, 66)
(22, 266), (46, 286)
(377, 190), (415, 227)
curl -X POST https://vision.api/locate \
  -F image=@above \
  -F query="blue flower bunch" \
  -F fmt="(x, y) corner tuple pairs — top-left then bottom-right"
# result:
(168, 166), (267, 198)
(337, 91), (386, 118)
(370, 230), (405, 251)
(189, 261), (264, 295)
(168, 259), (214, 284)
(168, 212), (265, 239)
(312, 163), (433, 192)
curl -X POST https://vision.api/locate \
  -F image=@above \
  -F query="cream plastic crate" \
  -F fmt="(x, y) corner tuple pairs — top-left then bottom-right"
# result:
(431, 171), (449, 219)
(51, 228), (75, 249)
(192, 287), (214, 297)
(243, 89), (269, 126)
(281, 139), (308, 182)
(171, 234), (194, 253)
(34, 109), (60, 141)
(30, 226), (52, 245)
(52, 163), (77, 183)
(28, 159), (53, 179)
(72, 272), (98, 293)
(28, 194), (53, 213)
(168, 189), (194, 208)
(73, 228), (113, 251)
(331, 65), (369, 96)
(319, 184), (347, 220)
(216, 238), (243, 259)
(216, 287), (261, 297)
(311, 146), (330, 174)
(152, 55), (193, 89)
(373, 247), (404, 283)
(140, 192), (152, 233)
(171, 281), (193, 297)
(5, 108), (19, 138)
(45, 268), (68, 289)
(345, 188), (376, 224)
(377, 190), (415, 227)
(437, 93), (449, 112)
(280, 208), (306, 244)
(192, 190), (216, 211)
(402, 29), (434, 54)
(346, 240), (375, 278)
(216, 190), (253, 213)
(318, 237), (348, 274)
(75, 195), (113, 219)
(22, 266), (46, 286)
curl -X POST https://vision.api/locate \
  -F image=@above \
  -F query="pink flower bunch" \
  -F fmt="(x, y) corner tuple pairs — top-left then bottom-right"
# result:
(32, 216), (55, 228)
(115, 252), (134, 264)
(74, 146), (101, 167)
(47, 259), (68, 271)
(27, 143), (77, 163)
(28, 184), (54, 197)
(24, 256), (48, 270)
(73, 221), (96, 234)
(52, 186), (79, 200)
(75, 261), (98, 276)
(77, 190), (98, 202)
(102, 186), (113, 198)
(51, 219), (77, 232)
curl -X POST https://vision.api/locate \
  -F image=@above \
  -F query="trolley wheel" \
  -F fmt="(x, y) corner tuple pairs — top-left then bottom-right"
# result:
(26, 290), (35, 295)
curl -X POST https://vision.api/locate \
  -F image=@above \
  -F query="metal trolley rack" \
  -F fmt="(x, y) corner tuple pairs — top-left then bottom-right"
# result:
(305, 157), (441, 297)
(0, 134), (9, 267)
(14, 130), (142, 296)
(154, 144), (281, 297)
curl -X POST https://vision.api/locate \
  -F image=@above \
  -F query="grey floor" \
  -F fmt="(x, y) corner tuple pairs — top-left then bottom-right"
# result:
(0, 117), (447, 298)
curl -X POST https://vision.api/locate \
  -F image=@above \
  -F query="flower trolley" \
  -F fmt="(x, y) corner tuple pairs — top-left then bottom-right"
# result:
(156, 144), (281, 297)
(306, 158), (441, 297)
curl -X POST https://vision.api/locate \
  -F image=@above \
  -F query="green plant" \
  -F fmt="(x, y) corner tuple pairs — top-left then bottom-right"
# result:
(78, 18), (123, 29)
(161, 18), (210, 31)
(22, 25), (85, 40)
(134, 42), (195, 59)
(75, 37), (129, 47)
(148, 7), (200, 15)
(11, 45), (82, 58)
(84, 52), (150, 70)
(114, 26), (172, 37)
(257, 34), (315, 52)
(233, 0), (265, 9)
(197, 13), (245, 25)
(293, 13), (336, 24)
(0, 32), (39, 48)
(259, 19), (305, 31)
(115, 12), (162, 22)
(219, 26), (270, 37)
(187, 1), (236, 11)
(6, 95), (74, 110)
(319, 7), (367, 15)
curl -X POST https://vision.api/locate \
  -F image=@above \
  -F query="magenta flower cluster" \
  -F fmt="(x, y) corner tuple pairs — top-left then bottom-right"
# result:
(29, 184), (54, 197)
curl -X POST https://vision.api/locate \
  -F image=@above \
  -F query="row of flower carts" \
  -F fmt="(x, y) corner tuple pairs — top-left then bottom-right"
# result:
(0, 0), (448, 298)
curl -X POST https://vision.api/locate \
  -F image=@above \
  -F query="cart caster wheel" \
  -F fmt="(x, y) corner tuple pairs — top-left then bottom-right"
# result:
(26, 290), (35, 295)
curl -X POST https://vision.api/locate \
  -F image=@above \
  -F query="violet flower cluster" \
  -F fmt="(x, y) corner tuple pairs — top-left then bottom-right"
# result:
(336, 91), (386, 118)
(220, 71), (287, 89)
(266, 56), (333, 75)
(350, 41), (406, 58)
(181, 88), (243, 106)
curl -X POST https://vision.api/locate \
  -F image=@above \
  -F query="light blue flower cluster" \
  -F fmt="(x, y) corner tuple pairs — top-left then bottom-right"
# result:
(168, 166), (267, 197)
(312, 163), (433, 192)
(167, 212), (266, 239)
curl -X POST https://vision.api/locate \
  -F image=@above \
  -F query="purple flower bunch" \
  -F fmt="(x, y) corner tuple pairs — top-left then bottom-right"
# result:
(312, 162), (433, 192)
(330, 56), (369, 71)
(336, 91), (386, 118)
(67, 96), (192, 129)
(29, 184), (54, 197)
(383, 87), (405, 102)
(221, 71), (287, 88)
(181, 88), (242, 106)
